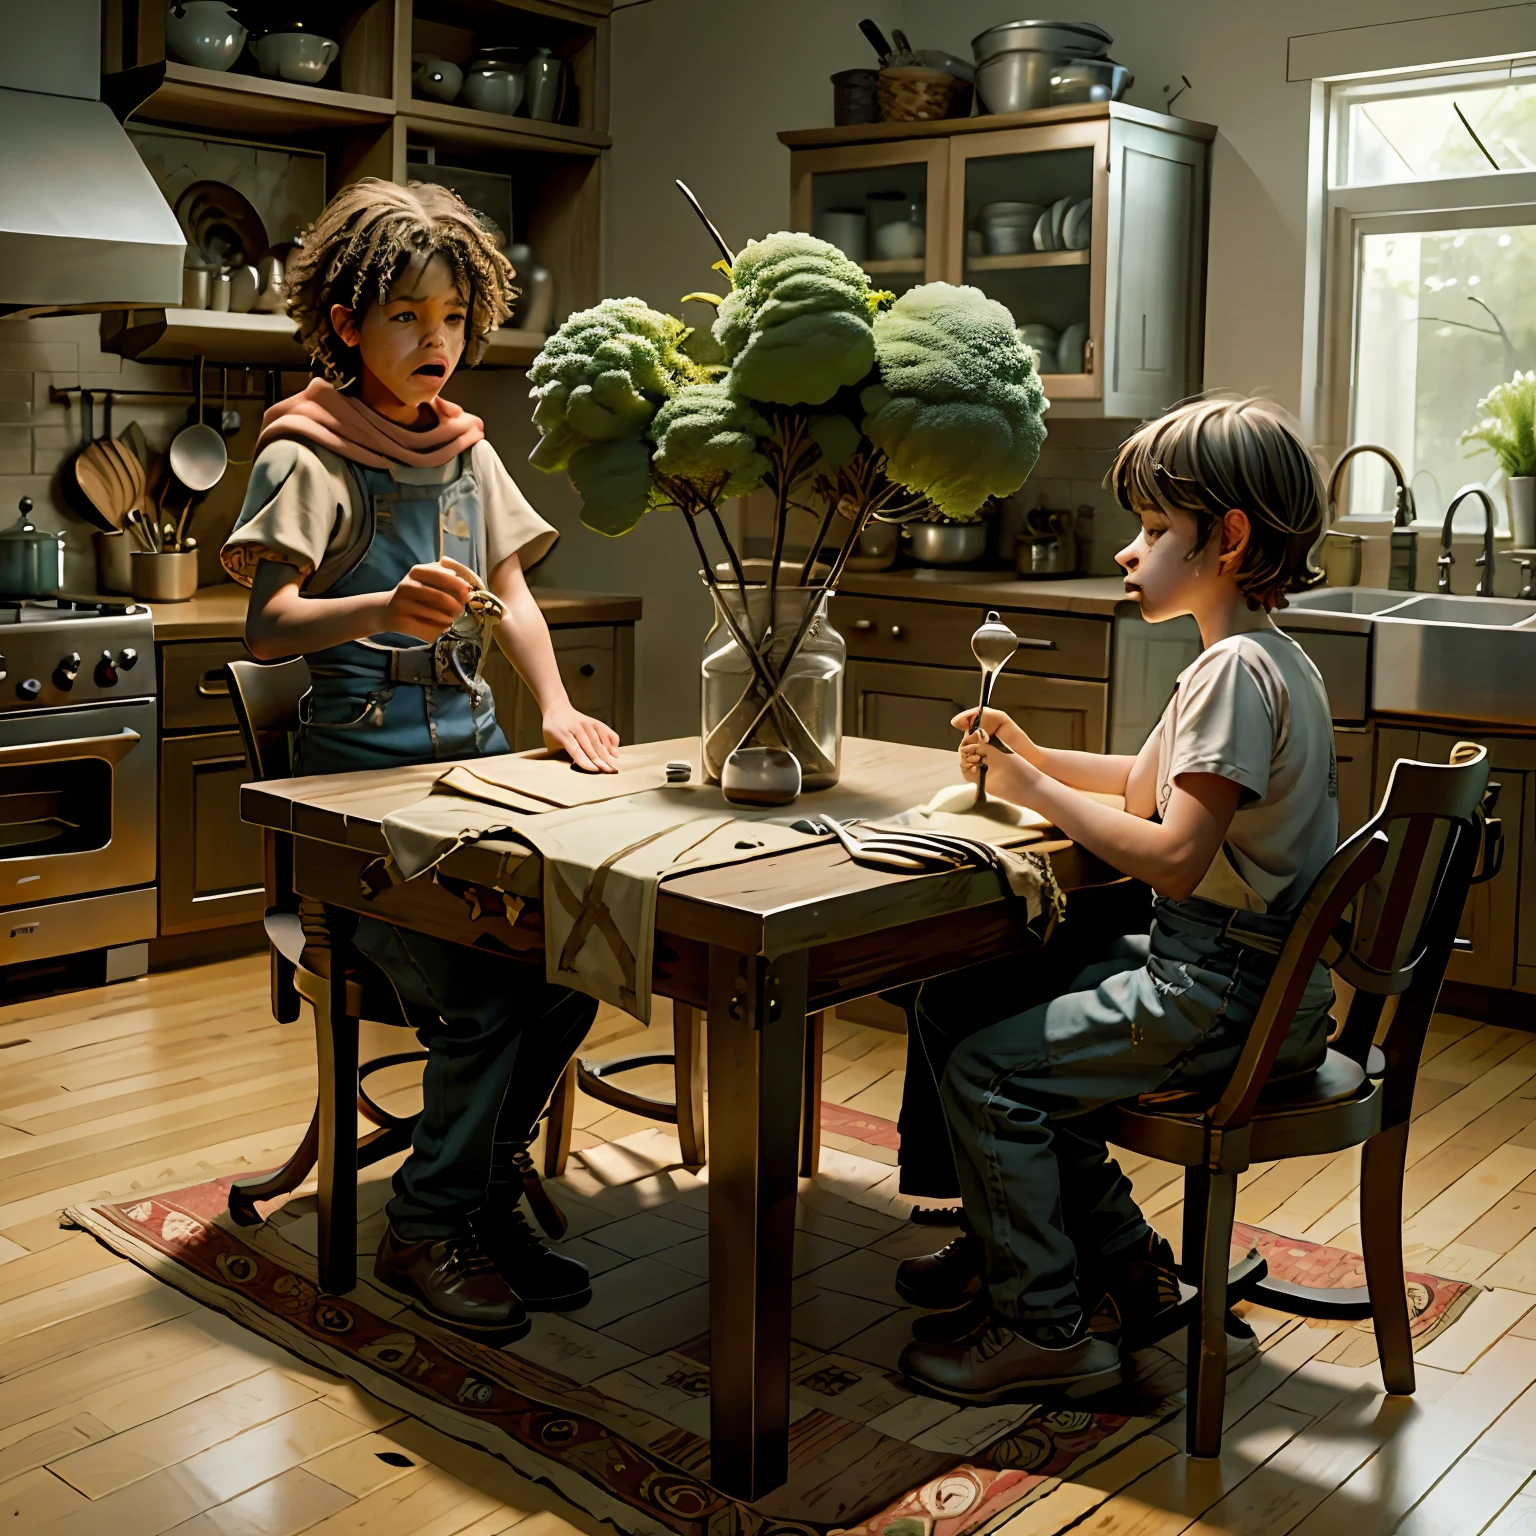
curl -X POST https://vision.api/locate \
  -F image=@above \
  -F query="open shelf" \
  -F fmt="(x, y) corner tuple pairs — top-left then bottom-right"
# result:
(860, 258), (925, 275)
(133, 61), (395, 136)
(397, 100), (609, 156)
(100, 308), (546, 369)
(967, 249), (1091, 271)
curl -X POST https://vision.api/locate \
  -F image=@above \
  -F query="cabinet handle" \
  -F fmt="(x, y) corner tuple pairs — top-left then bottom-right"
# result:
(579, 663), (595, 677)
(890, 624), (905, 640)
(197, 670), (230, 698)
(1084, 337), (1095, 375)
(852, 619), (874, 631)
(1017, 636), (1057, 650)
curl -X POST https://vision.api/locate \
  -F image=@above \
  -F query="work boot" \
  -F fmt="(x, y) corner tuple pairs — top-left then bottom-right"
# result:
(900, 1312), (1124, 1404)
(373, 1225), (529, 1341)
(910, 1291), (989, 1343)
(1084, 1231), (1185, 1346)
(475, 1205), (591, 1311)
(895, 1230), (985, 1309)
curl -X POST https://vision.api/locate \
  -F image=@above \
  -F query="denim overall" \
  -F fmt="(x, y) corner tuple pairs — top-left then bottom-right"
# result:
(295, 458), (594, 1241)
(910, 893), (1335, 1327)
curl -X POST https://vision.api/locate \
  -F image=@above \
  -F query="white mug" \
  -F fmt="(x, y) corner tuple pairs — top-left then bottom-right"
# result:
(252, 32), (339, 84)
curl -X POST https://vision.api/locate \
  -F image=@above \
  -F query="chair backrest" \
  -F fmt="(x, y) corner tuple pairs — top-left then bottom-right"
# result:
(225, 657), (310, 783)
(1209, 742), (1493, 1134)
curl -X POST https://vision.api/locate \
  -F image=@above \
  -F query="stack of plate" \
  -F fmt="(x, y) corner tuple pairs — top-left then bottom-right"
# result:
(979, 200), (1043, 255)
(1032, 195), (1093, 252)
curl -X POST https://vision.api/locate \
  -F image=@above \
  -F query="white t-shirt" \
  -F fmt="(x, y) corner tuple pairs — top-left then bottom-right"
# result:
(1149, 626), (1337, 913)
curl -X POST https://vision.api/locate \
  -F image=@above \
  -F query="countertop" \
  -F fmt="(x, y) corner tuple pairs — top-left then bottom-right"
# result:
(836, 568), (1131, 617)
(73, 584), (644, 641)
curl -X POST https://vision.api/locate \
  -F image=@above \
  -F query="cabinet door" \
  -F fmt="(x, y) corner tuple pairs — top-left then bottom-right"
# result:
(790, 140), (950, 301)
(946, 120), (1109, 401)
(1334, 726), (1375, 839)
(159, 730), (265, 935)
(1102, 119), (1207, 418)
(849, 659), (1107, 752)
(484, 624), (629, 752)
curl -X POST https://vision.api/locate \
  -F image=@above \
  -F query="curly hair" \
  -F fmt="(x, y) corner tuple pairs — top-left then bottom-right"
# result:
(285, 179), (517, 383)
(1109, 397), (1327, 610)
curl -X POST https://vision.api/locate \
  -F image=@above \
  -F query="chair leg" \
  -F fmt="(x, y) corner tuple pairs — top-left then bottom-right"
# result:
(674, 1003), (707, 1168)
(1361, 1119), (1416, 1396)
(799, 1010), (825, 1178)
(1186, 1166), (1238, 1458)
(543, 1061), (577, 1177)
(315, 911), (360, 1296)
(229, 1106), (320, 1226)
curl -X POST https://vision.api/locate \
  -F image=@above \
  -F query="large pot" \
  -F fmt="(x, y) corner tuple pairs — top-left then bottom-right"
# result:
(908, 520), (988, 566)
(972, 19), (1113, 113)
(0, 498), (65, 599)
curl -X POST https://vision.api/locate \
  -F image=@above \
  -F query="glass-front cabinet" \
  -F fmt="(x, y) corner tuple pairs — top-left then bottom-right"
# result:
(783, 105), (1212, 418)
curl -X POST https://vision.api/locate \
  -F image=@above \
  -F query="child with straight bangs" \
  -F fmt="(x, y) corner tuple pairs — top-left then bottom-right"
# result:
(222, 179), (613, 1344)
(895, 397), (1338, 1404)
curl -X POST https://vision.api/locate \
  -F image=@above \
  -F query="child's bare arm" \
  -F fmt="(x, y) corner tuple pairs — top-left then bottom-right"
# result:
(484, 553), (620, 773)
(245, 558), (470, 659)
(960, 733), (1240, 899)
(951, 706), (1136, 795)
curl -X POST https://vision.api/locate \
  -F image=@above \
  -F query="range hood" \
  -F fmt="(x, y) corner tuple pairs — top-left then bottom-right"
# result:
(0, 8), (184, 318)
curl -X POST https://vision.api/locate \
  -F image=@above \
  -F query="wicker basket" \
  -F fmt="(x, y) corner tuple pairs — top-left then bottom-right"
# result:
(878, 66), (968, 122)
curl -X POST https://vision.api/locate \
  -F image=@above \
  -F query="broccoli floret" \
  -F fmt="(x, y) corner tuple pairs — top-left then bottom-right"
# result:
(651, 383), (770, 498)
(860, 284), (1047, 519)
(528, 298), (702, 473)
(568, 436), (658, 537)
(714, 234), (877, 406)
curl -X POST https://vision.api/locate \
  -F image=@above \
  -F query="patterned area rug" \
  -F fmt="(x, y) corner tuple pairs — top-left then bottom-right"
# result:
(66, 1118), (1481, 1536)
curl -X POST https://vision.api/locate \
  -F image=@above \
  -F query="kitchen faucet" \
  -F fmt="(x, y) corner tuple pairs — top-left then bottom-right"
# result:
(1327, 444), (1418, 590)
(1438, 485), (1499, 596)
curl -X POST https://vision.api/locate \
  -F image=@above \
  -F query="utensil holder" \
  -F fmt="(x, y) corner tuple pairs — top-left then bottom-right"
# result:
(97, 529), (134, 594)
(130, 550), (199, 603)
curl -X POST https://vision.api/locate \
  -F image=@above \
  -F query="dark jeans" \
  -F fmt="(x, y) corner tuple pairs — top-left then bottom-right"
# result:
(910, 896), (1333, 1326)
(352, 917), (597, 1241)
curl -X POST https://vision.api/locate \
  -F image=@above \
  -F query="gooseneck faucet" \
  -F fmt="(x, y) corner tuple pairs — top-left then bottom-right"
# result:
(1438, 485), (1499, 596)
(1327, 444), (1418, 591)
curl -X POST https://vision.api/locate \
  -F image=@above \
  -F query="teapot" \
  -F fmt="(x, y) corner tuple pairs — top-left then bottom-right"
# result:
(0, 498), (66, 599)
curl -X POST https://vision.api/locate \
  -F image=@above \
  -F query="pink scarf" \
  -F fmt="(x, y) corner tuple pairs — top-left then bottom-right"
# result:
(254, 377), (485, 470)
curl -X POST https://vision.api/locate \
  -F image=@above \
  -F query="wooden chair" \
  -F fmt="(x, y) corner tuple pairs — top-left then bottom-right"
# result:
(1091, 742), (1501, 1457)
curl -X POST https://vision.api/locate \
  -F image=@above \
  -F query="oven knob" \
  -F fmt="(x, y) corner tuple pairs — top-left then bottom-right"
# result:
(54, 651), (82, 691)
(17, 678), (41, 700)
(95, 650), (118, 687)
(119, 647), (139, 670)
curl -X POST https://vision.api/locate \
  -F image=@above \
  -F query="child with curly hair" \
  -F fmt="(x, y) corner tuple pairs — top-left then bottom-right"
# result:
(896, 398), (1338, 1403)
(222, 179), (614, 1340)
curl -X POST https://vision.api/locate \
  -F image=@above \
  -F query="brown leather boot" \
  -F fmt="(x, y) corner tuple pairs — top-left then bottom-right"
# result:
(895, 1230), (984, 1309)
(374, 1225), (530, 1341)
(900, 1313), (1123, 1404)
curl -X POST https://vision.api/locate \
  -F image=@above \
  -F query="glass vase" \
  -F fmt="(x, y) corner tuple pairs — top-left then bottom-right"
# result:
(700, 582), (845, 790)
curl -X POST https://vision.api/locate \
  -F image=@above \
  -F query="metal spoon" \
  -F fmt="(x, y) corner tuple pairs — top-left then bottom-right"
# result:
(969, 610), (1020, 808)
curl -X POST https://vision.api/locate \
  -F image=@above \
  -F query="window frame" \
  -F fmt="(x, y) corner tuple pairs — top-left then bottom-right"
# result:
(1317, 61), (1536, 511)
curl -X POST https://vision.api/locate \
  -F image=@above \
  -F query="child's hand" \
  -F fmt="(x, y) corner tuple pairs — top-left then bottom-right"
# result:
(958, 729), (1031, 803)
(950, 706), (1029, 755)
(543, 703), (621, 773)
(382, 561), (473, 640)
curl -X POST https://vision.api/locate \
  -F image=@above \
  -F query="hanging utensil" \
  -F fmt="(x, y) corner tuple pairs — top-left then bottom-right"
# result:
(969, 610), (1020, 809)
(858, 18), (894, 63)
(164, 357), (228, 552)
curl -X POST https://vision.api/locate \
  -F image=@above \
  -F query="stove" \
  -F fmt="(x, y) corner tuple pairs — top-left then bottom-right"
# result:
(0, 598), (158, 981)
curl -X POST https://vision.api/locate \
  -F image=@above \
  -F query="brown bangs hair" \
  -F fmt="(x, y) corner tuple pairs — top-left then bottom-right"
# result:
(285, 179), (517, 384)
(1109, 397), (1327, 610)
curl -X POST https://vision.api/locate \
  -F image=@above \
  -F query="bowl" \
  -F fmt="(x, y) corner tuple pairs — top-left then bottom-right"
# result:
(721, 746), (802, 808)
(972, 20), (1114, 62)
(251, 30), (338, 84)
(1016, 323), (1058, 363)
(971, 20), (1113, 114)
(908, 521), (988, 566)
(1049, 57), (1134, 104)
(165, 1), (247, 71)
(874, 218), (925, 260)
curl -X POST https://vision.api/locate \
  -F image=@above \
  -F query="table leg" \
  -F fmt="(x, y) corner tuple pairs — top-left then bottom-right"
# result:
(673, 1003), (707, 1168)
(706, 945), (808, 1499)
(799, 1010), (825, 1178)
(316, 905), (358, 1295)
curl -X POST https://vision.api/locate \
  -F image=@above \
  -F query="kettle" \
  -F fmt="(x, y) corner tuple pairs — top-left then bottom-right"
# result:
(0, 497), (66, 599)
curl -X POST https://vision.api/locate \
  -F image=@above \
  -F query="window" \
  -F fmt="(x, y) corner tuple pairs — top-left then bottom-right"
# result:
(1322, 62), (1536, 530)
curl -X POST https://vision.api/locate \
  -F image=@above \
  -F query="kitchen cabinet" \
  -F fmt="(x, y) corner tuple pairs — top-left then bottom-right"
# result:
(783, 103), (1213, 418)
(156, 638), (265, 935)
(483, 617), (637, 751)
(1334, 725), (1376, 839)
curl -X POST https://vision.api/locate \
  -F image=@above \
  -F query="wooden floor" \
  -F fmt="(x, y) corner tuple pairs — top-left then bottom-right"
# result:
(3, 957), (1536, 1534)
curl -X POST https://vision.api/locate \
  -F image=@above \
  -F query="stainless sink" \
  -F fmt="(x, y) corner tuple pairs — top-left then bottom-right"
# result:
(1280, 586), (1536, 728)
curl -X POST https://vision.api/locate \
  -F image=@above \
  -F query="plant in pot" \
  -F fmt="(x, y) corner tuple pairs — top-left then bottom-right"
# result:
(1460, 369), (1536, 548)
(527, 228), (1048, 790)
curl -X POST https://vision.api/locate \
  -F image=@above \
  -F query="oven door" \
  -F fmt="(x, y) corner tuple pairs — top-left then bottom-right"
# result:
(0, 698), (158, 909)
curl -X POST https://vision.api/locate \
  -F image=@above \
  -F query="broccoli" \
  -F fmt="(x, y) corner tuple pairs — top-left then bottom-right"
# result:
(568, 436), (659, 537)
(714, 234), (877, 406)
(528, 298), (702, 474)
(651, 382), (771, 498)
(861, 283), (1048, 519)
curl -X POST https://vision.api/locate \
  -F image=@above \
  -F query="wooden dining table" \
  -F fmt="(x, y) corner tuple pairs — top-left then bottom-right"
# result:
(240, 736), (1120, 1500)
